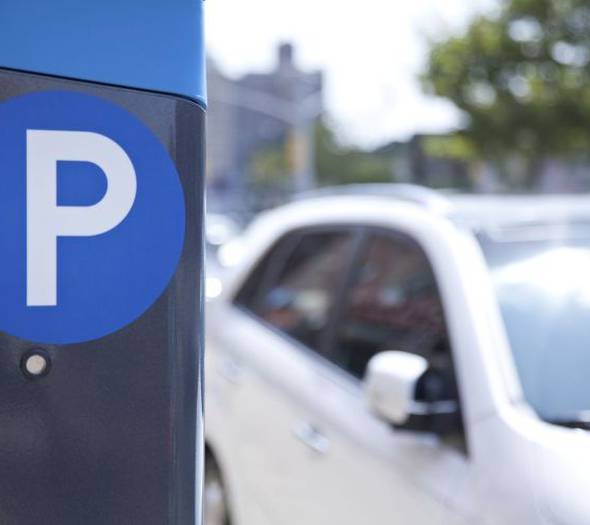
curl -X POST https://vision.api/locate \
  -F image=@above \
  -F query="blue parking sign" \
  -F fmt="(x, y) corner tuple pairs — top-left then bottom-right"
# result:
(0, 91), (186, 344)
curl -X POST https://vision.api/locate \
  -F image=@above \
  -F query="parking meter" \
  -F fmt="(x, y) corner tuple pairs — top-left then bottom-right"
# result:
(0, 1), (205, 523)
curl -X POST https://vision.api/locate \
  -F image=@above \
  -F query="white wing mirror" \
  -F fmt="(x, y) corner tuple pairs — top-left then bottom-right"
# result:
(364, 351), (461, 433)
(364, 351), (428, 426)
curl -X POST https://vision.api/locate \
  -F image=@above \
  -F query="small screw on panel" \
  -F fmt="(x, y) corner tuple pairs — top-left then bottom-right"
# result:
(21, 350), (51, 379)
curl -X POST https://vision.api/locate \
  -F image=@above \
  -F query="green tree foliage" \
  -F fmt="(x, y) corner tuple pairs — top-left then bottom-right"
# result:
(315, 121), (392, 186)
(249, 144), (290, 189)
(424, 0), (590, 187)
(249, 120), (393, 191)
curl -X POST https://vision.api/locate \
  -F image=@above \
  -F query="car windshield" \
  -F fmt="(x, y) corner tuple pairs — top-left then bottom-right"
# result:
(478, 224), (590, 426)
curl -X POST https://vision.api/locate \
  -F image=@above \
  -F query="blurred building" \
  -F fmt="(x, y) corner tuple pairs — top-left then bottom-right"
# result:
(207, 43), (323, 217)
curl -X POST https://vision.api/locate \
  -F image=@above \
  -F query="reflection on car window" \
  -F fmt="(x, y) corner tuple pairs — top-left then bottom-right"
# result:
(234, 234), (296, 310)
(260, 231), (354, 350)
(238, 230), (355, 353)
(334, 233), (451, 379)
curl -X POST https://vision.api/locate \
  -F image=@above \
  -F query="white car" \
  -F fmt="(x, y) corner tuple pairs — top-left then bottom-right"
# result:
(204, 184), (590, 525)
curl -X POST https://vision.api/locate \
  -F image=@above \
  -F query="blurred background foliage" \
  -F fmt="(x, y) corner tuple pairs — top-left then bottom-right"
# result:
(423, 0), (590, 188)
(249, 121), (392, 191)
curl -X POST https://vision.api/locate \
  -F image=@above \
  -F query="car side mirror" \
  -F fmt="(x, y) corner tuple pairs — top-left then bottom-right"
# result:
(364, 351), (461, 435)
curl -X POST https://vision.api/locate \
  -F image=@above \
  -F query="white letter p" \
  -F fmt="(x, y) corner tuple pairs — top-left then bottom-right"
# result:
(27, 130), (137, 307)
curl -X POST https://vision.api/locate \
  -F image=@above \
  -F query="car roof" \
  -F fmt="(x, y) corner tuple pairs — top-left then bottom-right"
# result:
(294, 184), (590, 231)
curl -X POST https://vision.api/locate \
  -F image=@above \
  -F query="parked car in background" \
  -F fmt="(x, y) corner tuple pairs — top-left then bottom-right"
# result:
(204, 184), (590, 525)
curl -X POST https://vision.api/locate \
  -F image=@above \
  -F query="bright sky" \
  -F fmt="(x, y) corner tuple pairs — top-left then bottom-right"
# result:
(206, 0), (497, 148)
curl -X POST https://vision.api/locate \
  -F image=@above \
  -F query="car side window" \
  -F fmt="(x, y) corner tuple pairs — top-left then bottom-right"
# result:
(236, 229), (356, 353)
(234, 233), (297, 311)
(332, 232), (452, 381)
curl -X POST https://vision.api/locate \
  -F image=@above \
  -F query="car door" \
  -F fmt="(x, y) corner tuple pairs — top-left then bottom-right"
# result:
(282, 228), (475, 524)
(207, 227), (362, 524)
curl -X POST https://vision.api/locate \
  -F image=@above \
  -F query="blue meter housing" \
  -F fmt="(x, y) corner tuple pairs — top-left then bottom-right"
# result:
(0, 0), (206, 106)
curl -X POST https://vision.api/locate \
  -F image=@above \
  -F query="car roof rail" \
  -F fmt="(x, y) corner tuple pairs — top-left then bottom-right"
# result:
(294, 183), (453, 213)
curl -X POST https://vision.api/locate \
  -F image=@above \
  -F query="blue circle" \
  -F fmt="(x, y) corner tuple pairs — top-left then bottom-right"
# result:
(0, 91), (185, 344)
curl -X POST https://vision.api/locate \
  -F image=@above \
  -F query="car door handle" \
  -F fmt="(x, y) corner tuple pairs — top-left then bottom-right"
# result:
(292, 421), (330, 455)
(218, 357), (243, 384)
